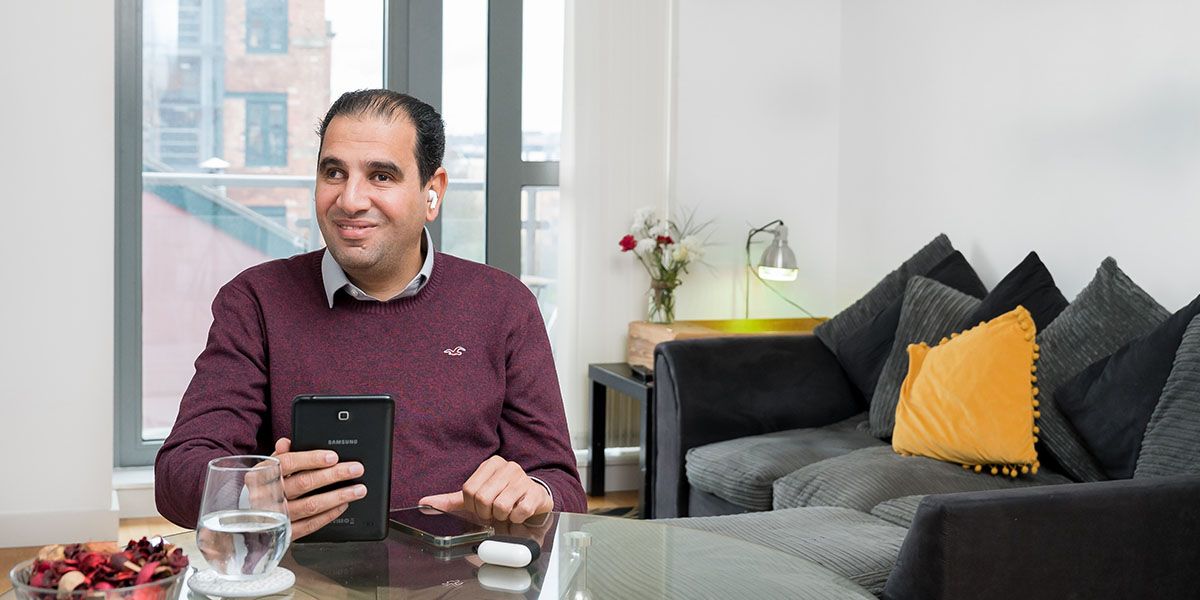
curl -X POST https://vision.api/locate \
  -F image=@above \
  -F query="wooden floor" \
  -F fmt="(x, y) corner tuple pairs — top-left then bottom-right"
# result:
(0, 491), (640, 594)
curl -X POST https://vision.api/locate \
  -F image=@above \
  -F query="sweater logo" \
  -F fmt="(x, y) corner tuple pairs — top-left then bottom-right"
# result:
(443, 346), (466, 356)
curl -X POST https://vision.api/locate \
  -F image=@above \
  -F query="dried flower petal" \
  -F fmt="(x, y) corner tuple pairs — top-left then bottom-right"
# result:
(58, 570), (86, 592)
(135, 561), (159, 585)
(36, 545), (66, 562)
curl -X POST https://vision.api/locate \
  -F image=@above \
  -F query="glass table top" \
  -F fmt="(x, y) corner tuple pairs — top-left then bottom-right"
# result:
(4, 513), (874, 599)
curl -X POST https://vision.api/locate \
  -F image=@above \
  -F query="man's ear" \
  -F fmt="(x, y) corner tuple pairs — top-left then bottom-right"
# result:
(426, 167), (449, 221)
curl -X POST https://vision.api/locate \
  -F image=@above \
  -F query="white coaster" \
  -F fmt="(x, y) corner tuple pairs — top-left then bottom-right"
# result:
(187, 567), (295, 598)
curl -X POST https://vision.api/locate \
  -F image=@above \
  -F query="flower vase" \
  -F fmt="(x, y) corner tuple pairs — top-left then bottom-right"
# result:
(647, 280), (678, 324)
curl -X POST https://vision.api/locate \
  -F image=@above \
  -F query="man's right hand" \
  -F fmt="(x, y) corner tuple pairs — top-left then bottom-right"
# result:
(272, 437), (367, 540)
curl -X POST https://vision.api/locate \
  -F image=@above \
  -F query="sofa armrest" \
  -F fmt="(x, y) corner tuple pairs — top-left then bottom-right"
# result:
(652, 334), (862, 518)
(884, 475), (1200, 600)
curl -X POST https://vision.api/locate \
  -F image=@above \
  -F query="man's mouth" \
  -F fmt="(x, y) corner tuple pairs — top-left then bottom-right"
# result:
(334, 221), (377, 239)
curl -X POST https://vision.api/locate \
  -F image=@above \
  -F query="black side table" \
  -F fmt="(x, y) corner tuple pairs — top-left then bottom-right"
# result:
(588, 362), (655, 518)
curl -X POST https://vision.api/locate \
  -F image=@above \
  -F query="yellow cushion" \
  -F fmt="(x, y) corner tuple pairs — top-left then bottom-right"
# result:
(892, 306), (1042, 477)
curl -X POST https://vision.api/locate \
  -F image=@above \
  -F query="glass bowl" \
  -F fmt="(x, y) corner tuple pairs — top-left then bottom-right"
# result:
(8, 559), (186, 600)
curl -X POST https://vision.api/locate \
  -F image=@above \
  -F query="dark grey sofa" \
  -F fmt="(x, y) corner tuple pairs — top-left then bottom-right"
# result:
(653, 335), (1200, 599)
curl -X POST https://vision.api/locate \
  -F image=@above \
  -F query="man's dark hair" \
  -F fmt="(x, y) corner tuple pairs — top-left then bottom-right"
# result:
(317, 89), (446, 185)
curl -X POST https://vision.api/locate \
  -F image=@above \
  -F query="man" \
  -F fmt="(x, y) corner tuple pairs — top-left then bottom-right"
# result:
(155, 89), (586, 539)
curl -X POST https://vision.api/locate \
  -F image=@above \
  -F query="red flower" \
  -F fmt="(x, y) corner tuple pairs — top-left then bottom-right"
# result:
(619, 234), (637, 252)
(656, 235), (674, 245)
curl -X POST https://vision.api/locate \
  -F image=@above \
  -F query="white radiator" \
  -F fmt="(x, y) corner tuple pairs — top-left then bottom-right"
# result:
(605, 388), (642, 448)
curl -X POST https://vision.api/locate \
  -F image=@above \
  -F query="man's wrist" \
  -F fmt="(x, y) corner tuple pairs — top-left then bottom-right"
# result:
(529, 476), (554, 511)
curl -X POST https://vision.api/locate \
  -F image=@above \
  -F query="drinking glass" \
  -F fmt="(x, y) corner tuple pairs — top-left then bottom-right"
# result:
(195, 455), (291, 581)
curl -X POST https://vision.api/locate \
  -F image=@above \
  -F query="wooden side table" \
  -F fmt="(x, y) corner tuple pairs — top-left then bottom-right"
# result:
(588, 362), (655, 518)
(626, 317), (826, 371)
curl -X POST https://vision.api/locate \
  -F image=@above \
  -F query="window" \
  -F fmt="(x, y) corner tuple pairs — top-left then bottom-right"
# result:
(244, 94), (288, 167)
(119, 0), (384, 463)
(118, 0), (567, 465)
(246, 0), (288, 54)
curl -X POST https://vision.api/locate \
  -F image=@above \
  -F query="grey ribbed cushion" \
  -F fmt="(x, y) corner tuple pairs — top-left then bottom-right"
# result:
(664, 506), (908, 595)
(868, 277), (982, 439)
(814, 234), (954, 354)
(1136, 314), (1200, 478)
(869, 495), (926, 528)
(1037, 257), (1169, 482)
(773, 446), (1072, 512)
(684, 413), (886, 511)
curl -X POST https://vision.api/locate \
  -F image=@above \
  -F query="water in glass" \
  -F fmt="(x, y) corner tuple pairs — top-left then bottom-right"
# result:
(197, 455), (291, 581)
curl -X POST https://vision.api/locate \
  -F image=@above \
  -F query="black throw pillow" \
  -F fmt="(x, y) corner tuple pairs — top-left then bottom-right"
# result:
(834, 251), (987, 402)
(961, 251), (1068, 331)
(1055, 293), (1200, 479)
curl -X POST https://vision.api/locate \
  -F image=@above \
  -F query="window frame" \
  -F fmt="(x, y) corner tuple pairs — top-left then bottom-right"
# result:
(486, 2), (559, 275)
(239, 92), (289, 167)
(245, 0), (288, 55)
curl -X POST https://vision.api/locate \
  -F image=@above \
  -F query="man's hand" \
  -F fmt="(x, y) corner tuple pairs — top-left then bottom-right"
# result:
(419, 456), (552, 523)
(272, 437), (367, 540)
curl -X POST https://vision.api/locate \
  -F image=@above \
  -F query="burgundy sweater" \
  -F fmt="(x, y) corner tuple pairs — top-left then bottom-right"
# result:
(154, 250), (586, 527)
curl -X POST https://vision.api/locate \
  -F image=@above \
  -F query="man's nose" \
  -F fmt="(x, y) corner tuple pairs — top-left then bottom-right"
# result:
(336, 175), (372, 213)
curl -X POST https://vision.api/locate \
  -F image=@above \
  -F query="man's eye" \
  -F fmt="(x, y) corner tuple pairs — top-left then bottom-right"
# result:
(371, 173), (393, 182)
(324, 169), (345, 179)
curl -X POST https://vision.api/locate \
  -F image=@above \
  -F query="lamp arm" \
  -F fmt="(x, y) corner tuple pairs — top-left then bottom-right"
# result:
(744, 220), (784, 319)
(744, 219), (816, 319)
(739, 219), (787, 319)
(751, 266), (818, 319)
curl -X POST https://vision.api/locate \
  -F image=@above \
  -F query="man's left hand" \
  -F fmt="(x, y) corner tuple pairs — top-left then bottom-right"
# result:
(419, 456), (552, 523)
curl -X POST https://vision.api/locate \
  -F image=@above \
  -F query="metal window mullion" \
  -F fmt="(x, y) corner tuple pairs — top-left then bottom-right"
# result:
(116, 0), (154, 466)
(384, 0), (444, 249)
(486, 1), (523, 275)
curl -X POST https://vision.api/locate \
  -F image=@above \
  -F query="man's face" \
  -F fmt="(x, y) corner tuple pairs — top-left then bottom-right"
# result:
(314, 114), (441, 281)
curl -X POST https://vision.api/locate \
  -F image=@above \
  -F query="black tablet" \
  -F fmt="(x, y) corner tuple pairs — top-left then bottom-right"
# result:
(291, 394), (394, 542)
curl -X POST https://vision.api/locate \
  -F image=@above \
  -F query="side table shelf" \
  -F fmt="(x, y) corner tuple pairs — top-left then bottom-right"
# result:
(588, 363), (655, 519)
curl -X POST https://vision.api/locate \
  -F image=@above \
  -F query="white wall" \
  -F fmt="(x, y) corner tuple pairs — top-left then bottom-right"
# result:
(0, 0), (119, 545)
(837, 1), (1200, 310)
(560, 0), (843, 449)
(559, 0), (675, 448)
(672, 0), (843, 320)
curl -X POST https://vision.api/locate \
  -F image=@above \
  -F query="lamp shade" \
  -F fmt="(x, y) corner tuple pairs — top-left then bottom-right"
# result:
(757, 225), (799, 281)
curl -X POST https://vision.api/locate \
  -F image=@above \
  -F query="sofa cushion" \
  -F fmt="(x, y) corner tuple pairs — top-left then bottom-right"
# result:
(869, 495), (925, 528)
(664, 506), (909, 596)
(960, 251), (1068, 331)
(869, 277), (982, 439)
(772, 446), (1072, 513)
(814, 234), (954, 355)
(1035, 257), (1169, 482)
(1137, 314), (1200, 478)
(1055, 295), (1200, 479)
(685, 413), (885, 511)
(834, 250), (987, 402)
(893, 306), (1040, 475)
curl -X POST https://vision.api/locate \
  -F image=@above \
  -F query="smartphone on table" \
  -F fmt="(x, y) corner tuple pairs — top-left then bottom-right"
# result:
(291, 394), (394, 542)
(389, 506), (494, 547)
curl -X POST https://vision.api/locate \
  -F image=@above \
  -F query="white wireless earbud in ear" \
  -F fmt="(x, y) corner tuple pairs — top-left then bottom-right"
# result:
(427, 189), (439, 210)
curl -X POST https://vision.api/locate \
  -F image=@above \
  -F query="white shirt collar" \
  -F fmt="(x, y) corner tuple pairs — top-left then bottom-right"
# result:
(321, 227), (435, 308)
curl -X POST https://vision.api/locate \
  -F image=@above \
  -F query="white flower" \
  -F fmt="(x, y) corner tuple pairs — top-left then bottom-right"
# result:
(635, 238), (657, 254)
(649, 220), (672, 237)
(631, 206), (656, 234)
(680, 235), (704, 260)
(674, 243), (690, 263)
(660, 246), (675, 268)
